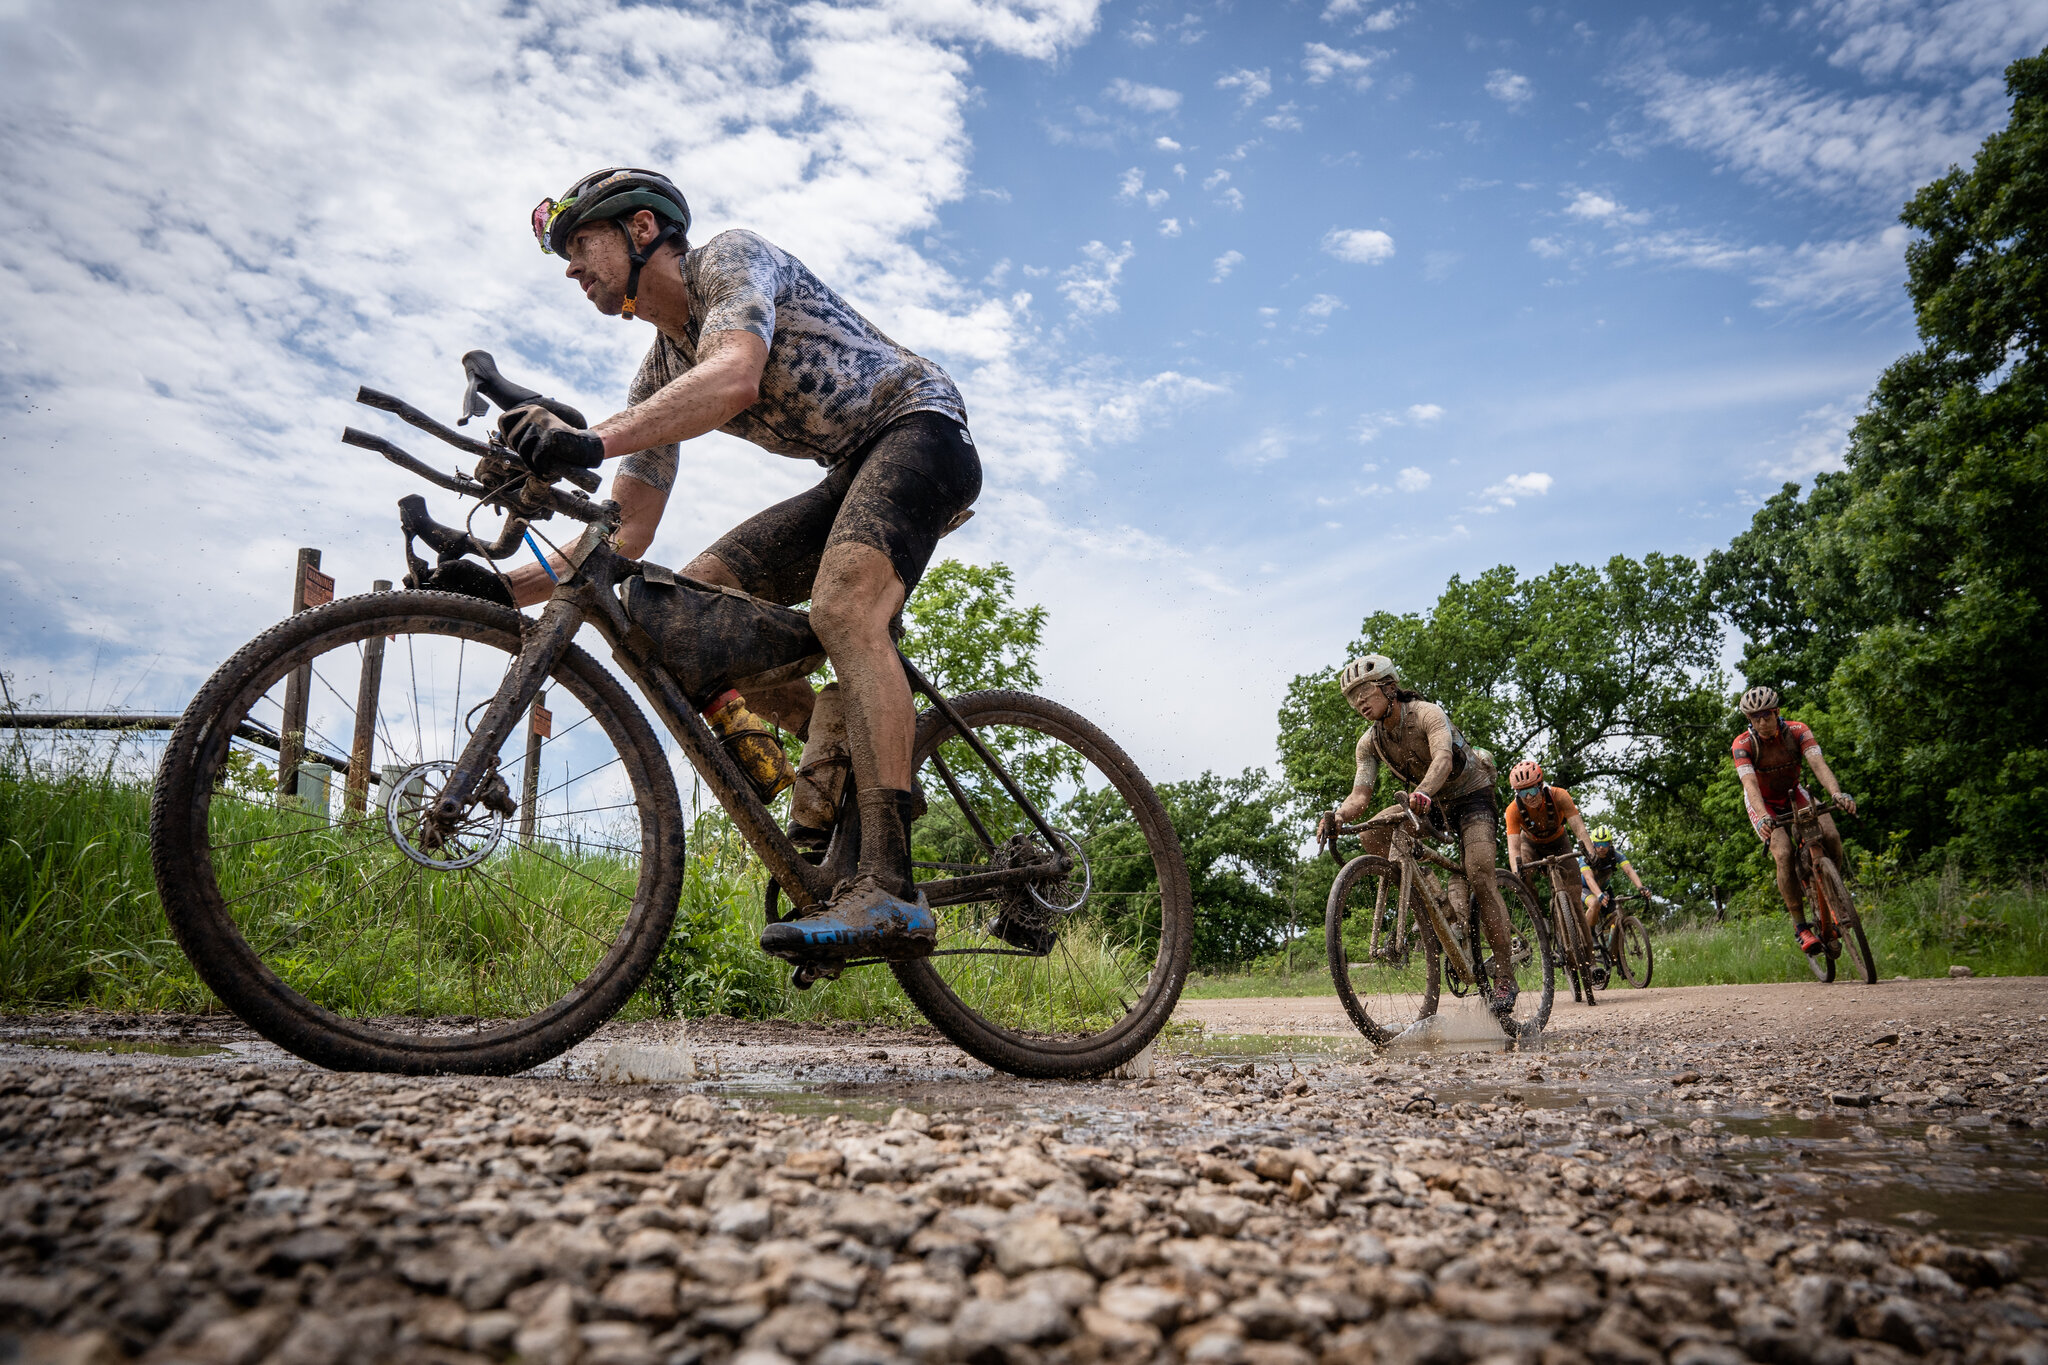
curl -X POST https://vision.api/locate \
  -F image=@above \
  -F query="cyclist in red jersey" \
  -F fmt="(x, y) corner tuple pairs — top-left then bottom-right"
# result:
(1731, 686), (1857, 956)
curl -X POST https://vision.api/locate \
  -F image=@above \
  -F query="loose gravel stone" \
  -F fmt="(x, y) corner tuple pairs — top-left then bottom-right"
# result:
(1, 996), (2043, 1365)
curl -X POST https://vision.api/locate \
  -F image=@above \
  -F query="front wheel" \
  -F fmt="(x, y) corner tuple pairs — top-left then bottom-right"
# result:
(1816, 858), (1875, 984)
(888, 690), (1193, 1078)
(149, 591), (684, 1075)
(1326, 854), (1441, 1045)
(1490, 874), (1556, 1040)
(1615, 915), (1654, 988)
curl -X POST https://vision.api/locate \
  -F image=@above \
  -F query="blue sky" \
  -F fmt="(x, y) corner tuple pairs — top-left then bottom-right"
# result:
(3, 0), (2044, 784)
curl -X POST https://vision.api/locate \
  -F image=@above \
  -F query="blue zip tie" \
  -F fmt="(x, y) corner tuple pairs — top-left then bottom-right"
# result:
(525, 530), (560, 583)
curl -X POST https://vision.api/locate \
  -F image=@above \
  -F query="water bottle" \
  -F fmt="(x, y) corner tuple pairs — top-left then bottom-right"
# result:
(702, 689), (794, 803)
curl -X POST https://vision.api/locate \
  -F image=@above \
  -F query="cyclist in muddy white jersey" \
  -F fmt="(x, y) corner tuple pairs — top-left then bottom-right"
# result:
(1315, 655), (1518, 1014)
(501, 168), (980, 965)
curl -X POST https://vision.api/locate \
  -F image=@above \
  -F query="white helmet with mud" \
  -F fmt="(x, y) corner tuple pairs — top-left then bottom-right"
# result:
(1339, 654), (1398, 700)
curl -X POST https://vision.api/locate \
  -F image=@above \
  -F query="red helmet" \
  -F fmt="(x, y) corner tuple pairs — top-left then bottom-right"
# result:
(1510, 759), (1543, 790)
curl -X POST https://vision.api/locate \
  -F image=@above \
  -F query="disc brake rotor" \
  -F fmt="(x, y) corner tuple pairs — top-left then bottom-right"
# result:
(386, 760), (506, 871)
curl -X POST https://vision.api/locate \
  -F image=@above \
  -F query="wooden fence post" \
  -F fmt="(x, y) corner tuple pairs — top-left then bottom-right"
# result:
(276, 548), (331, 800)
(343, 579), (392, 815)
(520, 690), (550, 846)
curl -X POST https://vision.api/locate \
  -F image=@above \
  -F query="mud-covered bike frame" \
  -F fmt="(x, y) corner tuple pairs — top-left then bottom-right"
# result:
(341, 380), (1070, 941)
(148, 353), (1193, 1079)
(1520, 850), (1601, 1006)
(1320, 799), (1555, 1045)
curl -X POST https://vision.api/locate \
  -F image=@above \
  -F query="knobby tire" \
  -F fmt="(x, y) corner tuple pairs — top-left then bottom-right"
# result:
(149, 591), (684, 1075)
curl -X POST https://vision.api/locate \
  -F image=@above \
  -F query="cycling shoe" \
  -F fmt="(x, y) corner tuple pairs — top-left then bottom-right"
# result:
(1795, 925), (1824, 955)
(1489, 978), (1520, 1018)
(760, 875), (935, 963)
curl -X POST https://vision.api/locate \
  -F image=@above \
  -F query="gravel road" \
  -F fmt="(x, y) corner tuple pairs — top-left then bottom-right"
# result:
(2, 977), (2045, 1365)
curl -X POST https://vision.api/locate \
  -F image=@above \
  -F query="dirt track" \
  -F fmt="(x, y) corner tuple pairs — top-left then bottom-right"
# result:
(1173, 977), (2048, 1042)
(2, 978), (2045, 1364)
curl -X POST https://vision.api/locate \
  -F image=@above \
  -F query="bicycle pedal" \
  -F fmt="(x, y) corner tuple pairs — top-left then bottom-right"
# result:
(791, 962), (844, 991)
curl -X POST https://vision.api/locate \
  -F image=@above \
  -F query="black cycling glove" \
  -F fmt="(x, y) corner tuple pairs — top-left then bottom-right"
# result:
(498, 404), (605, 480)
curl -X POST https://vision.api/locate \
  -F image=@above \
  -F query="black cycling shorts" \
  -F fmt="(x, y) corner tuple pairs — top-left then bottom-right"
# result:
(706, 411), (981, 607)
(1428, 786), (1499, 839)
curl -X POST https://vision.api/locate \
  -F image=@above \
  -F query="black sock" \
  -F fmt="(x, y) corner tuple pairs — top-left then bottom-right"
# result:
(856, 788), (917, 898)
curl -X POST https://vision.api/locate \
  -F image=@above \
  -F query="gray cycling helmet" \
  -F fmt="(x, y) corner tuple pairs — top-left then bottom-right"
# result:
(1339, 654), (1398, 698)
(532, 167), (692, 318)
(1739, 685), (1781, 716)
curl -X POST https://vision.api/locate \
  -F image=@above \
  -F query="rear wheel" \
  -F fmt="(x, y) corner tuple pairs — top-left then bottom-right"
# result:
(885, 690), (1192, 1078)
(1326, 855), (1441, 1045)
(149, 591), (683, 1075)
(1817, 857), (1875, 984)
(1616, 915), (1654, 988)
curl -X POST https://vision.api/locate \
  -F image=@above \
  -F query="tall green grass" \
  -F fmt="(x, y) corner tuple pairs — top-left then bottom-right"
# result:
(3, 744), (1151, 1033)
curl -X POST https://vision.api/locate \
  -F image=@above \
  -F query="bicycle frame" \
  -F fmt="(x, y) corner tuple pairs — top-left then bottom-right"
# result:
(1351, 805), (1482, 987)
(1521, 849), (1598, 1002)
(1778, 801), (1842, 940)
(349, 387), (1072, 926)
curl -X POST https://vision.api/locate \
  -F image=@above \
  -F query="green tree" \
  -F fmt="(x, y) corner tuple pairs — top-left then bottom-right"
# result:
(1703, 478), (1864, 713)
(901, 560), (1047, 695)
(1712, 54), (2048, 870)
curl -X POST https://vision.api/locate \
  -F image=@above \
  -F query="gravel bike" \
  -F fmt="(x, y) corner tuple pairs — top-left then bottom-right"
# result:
(1586, 889), (1654, 989)
(1520, 850), (1603, 1005)
(1320, 802), (1553, 1044)
(148, 354), (1192, 1078)
(1771, 798), (1874, 985)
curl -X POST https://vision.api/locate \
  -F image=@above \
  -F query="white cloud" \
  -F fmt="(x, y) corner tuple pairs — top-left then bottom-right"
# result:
(1396, 467), (1431, 492)
(1528, 236), (1569, 259)
(1759, 398), (1863, 478)
(1262, 102), (1305, 132)
(0, 0), (1230, 704)
(1158, 217), (1182, 237)
(1808, 0), (2048, 82)
(1059, 239), (1136, 316)
(1116, 167), (1145, 202)
(1216, 68), (1273, 107)
(1155, 135), (1182, 151)
(1211, 249), (1245, 282)
(1302, 42), (1383, 89)
(1203, 169), (1232, 191)
(1215, 186), (1246, 210)
(1323, 0), (1412, 28)
(1301, 292), (1346, 317)
(1106, 76), (1182, 113)
(1564, 191), (1621, 220)
(1124, 20), (1157, 47)
(1321, 227), (1397, 264)
(1355, 404), (1444, 441)
(1625, 57), (2004, 203)
(1233, 428), (1294, 466)
(1481, 472), (1554, 505)
(1486, 69), (1533, 106)
(1144, 187), (1170, 209)
(1752, 225), (1913, 313)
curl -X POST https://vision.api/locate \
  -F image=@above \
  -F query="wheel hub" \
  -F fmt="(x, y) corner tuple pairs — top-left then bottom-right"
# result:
(386, 760), (506, 870)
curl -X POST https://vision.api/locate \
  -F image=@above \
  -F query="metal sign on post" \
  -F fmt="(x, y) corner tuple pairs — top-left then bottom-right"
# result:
(344, 579), (391, 815)
(276, 548), (321, 800)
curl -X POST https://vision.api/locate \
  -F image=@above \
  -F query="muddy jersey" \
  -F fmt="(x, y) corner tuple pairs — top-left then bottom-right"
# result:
(1505, 785), (1580, 845)
(615, 229), (968, 491)
(1731, 720), (1820, 813)
(1353, 698), (1493, 803)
